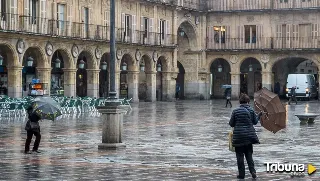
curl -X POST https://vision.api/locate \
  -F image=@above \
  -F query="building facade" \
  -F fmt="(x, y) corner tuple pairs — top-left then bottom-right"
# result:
(0, 0), (319, 101)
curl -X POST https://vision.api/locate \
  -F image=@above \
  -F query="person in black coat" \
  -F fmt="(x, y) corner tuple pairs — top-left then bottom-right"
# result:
(24, 106), (41, 154)
(224, 88), (232, 108)
(229, 93), (262, 179)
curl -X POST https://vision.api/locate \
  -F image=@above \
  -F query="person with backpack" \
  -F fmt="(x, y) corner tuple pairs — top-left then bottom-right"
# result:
(229, 93), (262, 179)
(24, 106), (42, 154)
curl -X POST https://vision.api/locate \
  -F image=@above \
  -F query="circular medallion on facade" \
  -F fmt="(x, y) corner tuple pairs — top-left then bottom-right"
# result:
(45, 42), (53, 56)
(16, 39), (25, 54)
(260, 54), (269, 63)
(230, 55), (238, 64)
(135, 49), (142, 61)
(152, 51), (158, 62)
(71, 44), (79, 58)
(116, 49), (123, 60)
(95, 47), (102, 59)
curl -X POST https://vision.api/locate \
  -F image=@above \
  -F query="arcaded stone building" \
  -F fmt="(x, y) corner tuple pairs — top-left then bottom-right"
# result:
(0, 0), (319, 101)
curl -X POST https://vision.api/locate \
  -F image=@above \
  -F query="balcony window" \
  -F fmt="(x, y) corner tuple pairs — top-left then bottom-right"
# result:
(280, 0), (288, 2)
(160, 19), (166, 40)
(0, 0), (6, 20)
(57, 4), (65, 29)
(214, 26), (226, 43)
(245, 25), (256, 43)
(143, 17), (148, 37)
(300, 69), (304, 73)
(29, 0), (37, 24)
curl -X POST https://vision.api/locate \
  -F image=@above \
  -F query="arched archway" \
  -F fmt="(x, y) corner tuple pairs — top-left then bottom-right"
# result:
(177, 21), (198, 49)
(210, 58), (231, 98)
(138, 54), (154, 101)
(240, 57), (262, 97)
(99, 53), (110, 98)
(22, 47), (47, 97)
(50, 49), (72, 96)
(0, 44), (18, 96)
(272, 57), (319, 99)
(76, 51), (94, 97)
(156, 56), (168, 101)
(119, 54), (137, 101)
(176, 61), (185, 99)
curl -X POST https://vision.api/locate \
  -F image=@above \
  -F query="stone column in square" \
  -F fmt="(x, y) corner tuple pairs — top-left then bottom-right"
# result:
(230, 72), (240, 99)
(262, 71), (273, 91)
(87, 69), (100, 98)
(36, 67), (51, 95)
(62, 68), (77, 97)
(7, 66), (23, 98)
(145, 71), (157, 102)
(127, 70), (139, 102)
(162, 72), (176, 101)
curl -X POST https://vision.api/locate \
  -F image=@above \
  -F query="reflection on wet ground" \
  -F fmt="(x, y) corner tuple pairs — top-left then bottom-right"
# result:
(0, 100), (319, 180)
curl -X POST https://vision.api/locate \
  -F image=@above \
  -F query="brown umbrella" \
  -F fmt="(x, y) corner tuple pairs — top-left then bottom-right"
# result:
(254, 87), (286, 133)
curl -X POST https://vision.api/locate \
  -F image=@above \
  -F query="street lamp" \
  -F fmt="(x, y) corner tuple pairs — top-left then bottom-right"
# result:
(178, 28), (185, 37)
(0, 55), (3, 66)
(27, 56), (34, 67)
(55, 58), (61, 68)
(121, 62), (127, 71)
(78, 59), (85, 69)
(249, 64), (253, 72)
(218, 64), (223, 72)
(157, 63), (162, 72)
(140, 62), (145, 72)
(101, 61), (108, 70)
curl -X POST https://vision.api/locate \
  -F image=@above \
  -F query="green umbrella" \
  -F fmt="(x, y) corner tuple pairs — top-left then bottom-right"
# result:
(32, 96), (62, 120)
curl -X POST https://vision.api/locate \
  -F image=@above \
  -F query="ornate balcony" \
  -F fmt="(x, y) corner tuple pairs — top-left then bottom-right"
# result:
(207, 37), (320, 51)
(0, 13), (175, 47)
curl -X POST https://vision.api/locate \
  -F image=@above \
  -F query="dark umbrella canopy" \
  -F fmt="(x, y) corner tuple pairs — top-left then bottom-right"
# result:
(32, 96), (62, 120)
(254, 88), (286, 133)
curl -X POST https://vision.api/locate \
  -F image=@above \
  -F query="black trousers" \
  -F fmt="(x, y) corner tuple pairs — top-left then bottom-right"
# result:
(235, 144), (256, 177)
(225, 99), (232, 107)
(25, 130), (41, 152)
(288, 96), (297, 104)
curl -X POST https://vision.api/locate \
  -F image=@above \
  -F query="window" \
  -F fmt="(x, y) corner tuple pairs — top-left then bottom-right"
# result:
(160, 19), (166, 40)
(244, 25), (256, 43)
(300, 69), (304, 73)
(57, 4), (65, 29)
(143, 17), (148, 37)
(214, 26), (226, 43)
(29, 0), (37, 24)
(302, 0), (311, 2)
(308, 70), (313, 73)
(280, 0), (288, 3)
(0, 0), (6, 20)
(125, 14), (131, 36)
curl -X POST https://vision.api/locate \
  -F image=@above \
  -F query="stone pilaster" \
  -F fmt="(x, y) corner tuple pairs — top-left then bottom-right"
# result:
(127, 71), (139, 102)
(36, 67), (51, 95)
(87, 69), (100, 98)
(198, 71), (210, 100)
(145, 71), (157, 102)
(162, 72), (176, 101)
(62, 68), (77, 97)
(230, 72), (240, 99)
(262, 71), (273, 91)
(7, 66), (23, 98)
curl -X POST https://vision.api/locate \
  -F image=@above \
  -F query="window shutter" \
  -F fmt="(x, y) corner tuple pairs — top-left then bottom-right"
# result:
(67, 4), (72, 36)
(276, 24), (282, 48)
(10, 0), (17, 14)
(238, 25), (244, 48)
(149, 18), (154, 44)
(132, 15), (136, 43)
(312, 23), (318, 48)
(166, 20), (170, 44)
(158, 19), (161, 33)
(121, 13), (125, 29)
(40, 0), (46, 34)
(140, 17), (144, 31)
(103, 11), (109, 26)
(24, 0), (29, 15)
(292, 24), (299, 48)
(256, 25), (262, 48)
(286, 24), (291, 48)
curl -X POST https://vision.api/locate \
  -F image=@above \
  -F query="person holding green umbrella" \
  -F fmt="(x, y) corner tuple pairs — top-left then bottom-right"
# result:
(24, 106), (42, 154)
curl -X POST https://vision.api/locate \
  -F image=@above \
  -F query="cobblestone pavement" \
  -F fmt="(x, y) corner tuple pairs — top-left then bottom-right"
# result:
(0, 100), (320, 180)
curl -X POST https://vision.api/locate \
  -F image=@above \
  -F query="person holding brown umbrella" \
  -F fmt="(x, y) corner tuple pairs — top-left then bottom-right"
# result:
(229, 93), (262, 179)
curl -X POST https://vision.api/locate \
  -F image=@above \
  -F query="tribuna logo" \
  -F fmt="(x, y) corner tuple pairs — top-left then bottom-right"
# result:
(265, 162), (305, 177)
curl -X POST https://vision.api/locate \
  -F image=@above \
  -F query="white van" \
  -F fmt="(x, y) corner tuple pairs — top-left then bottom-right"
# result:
(286, 74), (317, 100)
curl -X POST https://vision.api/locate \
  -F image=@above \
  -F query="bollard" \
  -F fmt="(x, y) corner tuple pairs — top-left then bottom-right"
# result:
(97, 101), (126, 149)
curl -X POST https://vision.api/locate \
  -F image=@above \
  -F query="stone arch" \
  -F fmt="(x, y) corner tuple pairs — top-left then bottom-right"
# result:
(208, 58), (232, 71)
(121, 53), (136, 71)
(0, 43), (19, 67)
(23, 46), (48, 68)
(270, 55), (320, 69)
(157, 56), (169, 72)
(78, 50), (96, 69)
(210, 58), (231, 98)
(177, 21), (198, 49)
(239, 56), (263, 70)
(52, 48), (73, 69)
(141, 54), (153, 72)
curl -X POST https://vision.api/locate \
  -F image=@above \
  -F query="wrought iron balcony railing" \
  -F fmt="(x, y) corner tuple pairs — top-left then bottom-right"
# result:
(0, 13), (175, 47)
(144, 0), (206, 11)
(207, 37), (320, 50)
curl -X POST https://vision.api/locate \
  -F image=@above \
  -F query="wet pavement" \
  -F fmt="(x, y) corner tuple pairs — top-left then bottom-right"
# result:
(0, 100), (320, 180)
